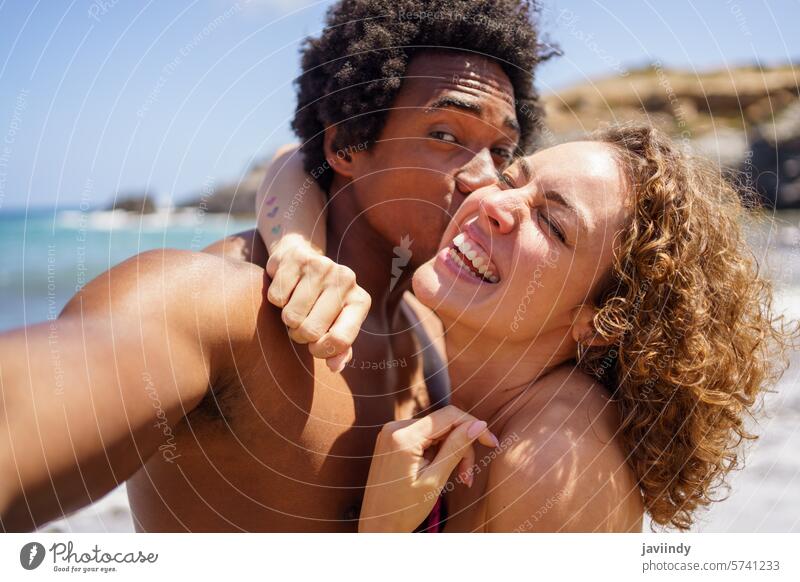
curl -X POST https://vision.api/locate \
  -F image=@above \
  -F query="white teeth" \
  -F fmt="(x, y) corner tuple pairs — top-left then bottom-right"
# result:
(449, 248), (480, 280)
(449, 248), (468, 270)
(450, 230), (500, 284)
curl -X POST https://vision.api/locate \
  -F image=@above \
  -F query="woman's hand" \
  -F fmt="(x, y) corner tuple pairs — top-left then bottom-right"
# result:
(266, 234), (371, 372)
(255, 144), (368, 373)
(359, 405), (499, 533)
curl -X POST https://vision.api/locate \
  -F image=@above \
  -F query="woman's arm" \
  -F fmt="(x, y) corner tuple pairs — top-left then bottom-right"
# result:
(256, 145), (369, 372)
(257, 144), (326, 255)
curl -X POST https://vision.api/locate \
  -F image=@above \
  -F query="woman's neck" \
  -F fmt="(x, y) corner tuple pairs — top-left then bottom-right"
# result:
(443, 319), (577, 432)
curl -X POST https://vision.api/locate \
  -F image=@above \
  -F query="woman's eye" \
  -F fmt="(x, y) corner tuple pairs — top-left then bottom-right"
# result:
(499, 172), (517, 189)
(538, 211), (566, 243)
(430, 131), (458, 143)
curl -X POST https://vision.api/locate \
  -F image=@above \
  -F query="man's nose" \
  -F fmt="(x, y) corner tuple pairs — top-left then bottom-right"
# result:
(455, 148), (497, 196)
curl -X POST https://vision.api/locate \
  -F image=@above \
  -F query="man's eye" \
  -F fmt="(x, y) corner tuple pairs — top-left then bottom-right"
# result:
(492, 148), (513, 162)
(430, 131), (458, 143)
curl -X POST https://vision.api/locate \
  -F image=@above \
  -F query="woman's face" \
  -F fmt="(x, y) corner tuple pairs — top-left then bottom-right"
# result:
(412, 140), (631, 341)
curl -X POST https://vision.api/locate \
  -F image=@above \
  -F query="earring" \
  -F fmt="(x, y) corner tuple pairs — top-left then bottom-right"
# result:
(576, 333), (592, 363)
(576, 341), (586, 363)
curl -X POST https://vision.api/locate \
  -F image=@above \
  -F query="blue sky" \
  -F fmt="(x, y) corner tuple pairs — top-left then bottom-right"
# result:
(0, 0), (797, 209)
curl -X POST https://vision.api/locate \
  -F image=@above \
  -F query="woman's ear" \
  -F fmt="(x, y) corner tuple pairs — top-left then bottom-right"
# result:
(323, 126), (356, 179)
(570, 304), (613, 347)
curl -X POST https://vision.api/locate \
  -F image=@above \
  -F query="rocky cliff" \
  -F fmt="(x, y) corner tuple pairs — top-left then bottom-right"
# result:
(540, 63), (799, 207)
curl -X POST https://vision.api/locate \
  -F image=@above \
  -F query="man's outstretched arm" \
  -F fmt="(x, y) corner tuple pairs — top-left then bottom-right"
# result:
(0, 248), (266, 531)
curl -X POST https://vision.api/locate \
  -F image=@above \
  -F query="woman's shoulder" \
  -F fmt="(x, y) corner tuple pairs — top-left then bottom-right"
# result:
(484, 365), (643, 532)
(515, 364), (620, 438)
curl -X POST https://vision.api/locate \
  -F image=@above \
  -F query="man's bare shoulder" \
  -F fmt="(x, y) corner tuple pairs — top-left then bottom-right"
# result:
(67, 248), (290, 371)
(64, 248), (259, 319)
(485, 366), (643, 532)
(202, 229), (268, 267)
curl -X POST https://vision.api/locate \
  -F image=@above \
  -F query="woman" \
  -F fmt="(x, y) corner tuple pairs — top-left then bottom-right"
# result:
(258, 125), (795, 531)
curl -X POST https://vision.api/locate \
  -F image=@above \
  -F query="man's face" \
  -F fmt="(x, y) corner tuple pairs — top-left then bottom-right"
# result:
(343, 51), (520, 268)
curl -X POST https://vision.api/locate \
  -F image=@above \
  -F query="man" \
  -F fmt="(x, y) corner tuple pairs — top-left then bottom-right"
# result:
(0, 0), (545, 531)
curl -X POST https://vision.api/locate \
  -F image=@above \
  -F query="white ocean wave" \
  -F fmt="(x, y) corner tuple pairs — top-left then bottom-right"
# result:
(56, 209), (246, 232)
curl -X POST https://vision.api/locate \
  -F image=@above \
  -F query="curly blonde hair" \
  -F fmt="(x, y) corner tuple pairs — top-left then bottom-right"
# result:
(579, 124), (797, 530)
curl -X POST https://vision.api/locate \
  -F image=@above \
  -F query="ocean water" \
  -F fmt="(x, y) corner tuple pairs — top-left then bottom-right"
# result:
(0, 208), (255, 332)
(1, 207), (798, 532)
(0, 207), (254, 533)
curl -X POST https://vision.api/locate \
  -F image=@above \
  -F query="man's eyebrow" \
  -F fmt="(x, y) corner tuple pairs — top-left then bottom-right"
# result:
(426, 96), (520, 135)
(426, 96), (482, 114)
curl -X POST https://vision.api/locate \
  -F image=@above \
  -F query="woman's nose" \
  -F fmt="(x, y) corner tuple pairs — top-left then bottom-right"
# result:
(478, 189), (516, 235)
(455, 149), (497, 196)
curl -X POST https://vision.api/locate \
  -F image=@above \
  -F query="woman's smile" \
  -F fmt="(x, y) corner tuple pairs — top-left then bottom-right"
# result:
(436, 226), (501, 286)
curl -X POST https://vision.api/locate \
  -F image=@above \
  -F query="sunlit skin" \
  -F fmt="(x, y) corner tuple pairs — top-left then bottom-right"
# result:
(124, 52), (521, 532)
(407, 142), (645, 531)
(0, 51), (524, 532)
(327, 50), (520, 272)
(416, 141), (627, 351)
(254, 52), (521, 372)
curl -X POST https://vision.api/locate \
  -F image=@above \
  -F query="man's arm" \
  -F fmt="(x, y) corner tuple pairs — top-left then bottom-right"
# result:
(0, 248), (266, 531)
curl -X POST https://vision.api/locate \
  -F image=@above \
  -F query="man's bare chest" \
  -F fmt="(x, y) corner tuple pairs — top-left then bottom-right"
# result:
(128, 358), (403, 531)
(129, 324), (430, 531)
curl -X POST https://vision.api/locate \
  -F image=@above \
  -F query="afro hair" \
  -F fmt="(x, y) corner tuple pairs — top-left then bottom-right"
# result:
(291, 0), (553, 191)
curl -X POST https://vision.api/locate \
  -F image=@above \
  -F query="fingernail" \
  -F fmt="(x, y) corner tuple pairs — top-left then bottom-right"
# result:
(466, 470), (474, 488)
(490, 432), (501, 448)
(467, 420), (487, 439)
(327, 359), (340, 373)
